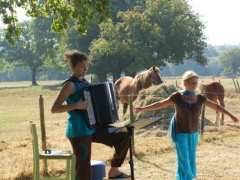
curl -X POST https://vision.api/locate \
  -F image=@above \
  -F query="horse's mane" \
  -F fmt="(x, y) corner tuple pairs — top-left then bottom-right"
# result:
(134, 67), (160, 82)
(133, 69), (153, 91)
(135, 70), (148, 82)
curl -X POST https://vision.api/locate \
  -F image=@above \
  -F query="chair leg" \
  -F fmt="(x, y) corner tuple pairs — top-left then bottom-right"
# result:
(66, 159), (71, 180)
(71, 155), (76, 180)
(33, 161), (40, 180)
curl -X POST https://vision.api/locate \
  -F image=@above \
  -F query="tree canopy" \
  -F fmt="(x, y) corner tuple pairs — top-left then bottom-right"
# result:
(90, 0), (207, 80)
(0, 0), (110, 43)
(219, 48), (240, 76)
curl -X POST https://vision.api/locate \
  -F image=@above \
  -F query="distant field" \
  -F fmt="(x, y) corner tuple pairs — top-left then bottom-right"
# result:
(0, 80), (62, 88)
(0, 78), (240, 180)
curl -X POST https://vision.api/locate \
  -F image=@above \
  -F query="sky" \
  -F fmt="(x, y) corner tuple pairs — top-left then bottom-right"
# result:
(1, 0), (240, 46)
(189, 0), (240, 45)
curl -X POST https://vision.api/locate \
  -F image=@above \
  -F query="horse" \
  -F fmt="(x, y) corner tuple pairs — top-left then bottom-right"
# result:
(200, 81), (225, 127)
(114, 66), (163, 114)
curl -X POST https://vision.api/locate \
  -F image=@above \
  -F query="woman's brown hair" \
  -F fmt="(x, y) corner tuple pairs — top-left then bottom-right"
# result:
(64, 50), (88, 68)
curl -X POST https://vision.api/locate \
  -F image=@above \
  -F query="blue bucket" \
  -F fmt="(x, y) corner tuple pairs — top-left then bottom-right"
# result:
(91, 160), (106, 180)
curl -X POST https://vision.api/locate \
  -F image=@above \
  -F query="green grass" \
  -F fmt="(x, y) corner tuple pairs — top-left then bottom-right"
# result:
(0, 77), (239, 139)
(1, 78), (240, 179)
(0, 84), (62, 140)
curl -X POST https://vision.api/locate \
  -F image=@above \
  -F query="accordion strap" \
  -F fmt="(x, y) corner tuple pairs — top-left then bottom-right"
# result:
(63, 76), (93, 129)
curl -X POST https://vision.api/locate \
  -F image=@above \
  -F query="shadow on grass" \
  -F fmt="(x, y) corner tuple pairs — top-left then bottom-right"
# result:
(15, 170), (66, 180)
(15, 172), (32, 180)
(135, 152), (175, 174)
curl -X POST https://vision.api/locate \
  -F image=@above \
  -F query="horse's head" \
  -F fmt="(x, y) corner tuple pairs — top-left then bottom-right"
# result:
(134, 66), (163, 91)
(148, 66), (163, 85)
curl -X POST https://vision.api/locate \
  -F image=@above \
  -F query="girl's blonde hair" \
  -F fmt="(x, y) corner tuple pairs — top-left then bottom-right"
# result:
(181, 70), (199, 88)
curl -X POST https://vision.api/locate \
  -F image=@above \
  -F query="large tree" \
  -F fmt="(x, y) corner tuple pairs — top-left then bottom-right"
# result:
(0, 18), (59, 85)
(90, 0), (207, 81)
(219, 48), (240, 76)
(66, 0), (141, 53)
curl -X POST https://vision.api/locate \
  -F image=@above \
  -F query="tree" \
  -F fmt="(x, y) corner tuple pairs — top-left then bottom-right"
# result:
(90, 20), (134, 80)
(90, 0), (207, 80)
(0, 17), (59, 85)
(66, 0), (141, 54)
(0, 0), (110, 43)
(219, 48), (240, 76)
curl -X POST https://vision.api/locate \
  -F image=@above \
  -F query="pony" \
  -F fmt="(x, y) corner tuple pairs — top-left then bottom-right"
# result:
(114, 66), (163, 114)
(200, 81), (225, 126)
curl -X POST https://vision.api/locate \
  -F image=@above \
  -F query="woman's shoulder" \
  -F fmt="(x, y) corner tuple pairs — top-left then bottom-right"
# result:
(62, 81), (75, 90)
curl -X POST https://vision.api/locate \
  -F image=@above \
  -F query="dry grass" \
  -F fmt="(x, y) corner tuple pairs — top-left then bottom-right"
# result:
(0, 78), (240, 180)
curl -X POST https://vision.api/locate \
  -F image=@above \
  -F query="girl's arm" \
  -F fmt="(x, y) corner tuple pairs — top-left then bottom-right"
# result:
(135, 97), (173, 113)
(51, 82), (87, 113)
(205, 99), (239, 123)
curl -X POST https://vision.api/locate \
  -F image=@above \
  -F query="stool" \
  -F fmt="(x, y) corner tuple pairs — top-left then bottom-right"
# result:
(91, 160), (106, 180)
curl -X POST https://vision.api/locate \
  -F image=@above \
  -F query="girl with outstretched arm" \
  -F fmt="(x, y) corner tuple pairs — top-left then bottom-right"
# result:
(135, 70), (239, 180)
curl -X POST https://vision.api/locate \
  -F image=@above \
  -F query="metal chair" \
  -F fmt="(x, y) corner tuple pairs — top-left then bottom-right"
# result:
(30, 123), (76, 180)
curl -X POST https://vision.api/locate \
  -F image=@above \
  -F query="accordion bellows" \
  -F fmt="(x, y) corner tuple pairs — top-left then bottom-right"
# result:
(84, 82), (119, 128)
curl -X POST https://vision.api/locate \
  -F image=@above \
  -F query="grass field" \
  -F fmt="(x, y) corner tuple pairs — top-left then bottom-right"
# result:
(0, 78), (240, 180)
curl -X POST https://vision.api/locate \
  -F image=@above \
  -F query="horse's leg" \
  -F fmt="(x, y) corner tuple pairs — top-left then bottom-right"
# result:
(123, 103), (128, 114)
(200, 104), (206, 136)
(216, 110), (220, 128)
(219, 97), (225, 126)
(214, 99), (220, 127)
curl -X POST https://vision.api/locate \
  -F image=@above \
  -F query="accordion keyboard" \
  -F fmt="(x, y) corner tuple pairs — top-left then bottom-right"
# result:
(84, 91), (96, 126)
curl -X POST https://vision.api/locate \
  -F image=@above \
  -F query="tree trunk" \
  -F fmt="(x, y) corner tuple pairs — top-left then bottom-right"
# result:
(31, 67), (38, 86)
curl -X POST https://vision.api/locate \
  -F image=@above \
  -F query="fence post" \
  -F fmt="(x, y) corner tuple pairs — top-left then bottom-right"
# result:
(200, 104), (205, 137)
(128, 95), (135, 154)
(232, 78), (238, 93)
(39, 95), (48, 175)
(235, 79), (240, 93)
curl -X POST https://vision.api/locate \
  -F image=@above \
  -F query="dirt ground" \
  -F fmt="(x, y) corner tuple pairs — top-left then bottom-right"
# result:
(0, 79), (240, 180)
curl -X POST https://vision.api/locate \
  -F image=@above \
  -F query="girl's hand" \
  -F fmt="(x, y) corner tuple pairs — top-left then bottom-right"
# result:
(134, 107), (144, 113)
(75, 100), (88, 110)
(231, 115), (239, 123)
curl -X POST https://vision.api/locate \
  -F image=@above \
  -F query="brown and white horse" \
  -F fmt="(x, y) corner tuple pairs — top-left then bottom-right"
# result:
(200, 81), (225, 126)
(114, 66), (163, 114)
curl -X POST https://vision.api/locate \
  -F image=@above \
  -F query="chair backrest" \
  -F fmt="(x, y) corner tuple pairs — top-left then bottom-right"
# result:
(30, 123), (39, 158)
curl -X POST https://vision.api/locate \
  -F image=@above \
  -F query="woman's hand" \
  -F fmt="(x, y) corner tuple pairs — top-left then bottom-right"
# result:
(230, 115), (239, 123)
(75, 100), (88, 110)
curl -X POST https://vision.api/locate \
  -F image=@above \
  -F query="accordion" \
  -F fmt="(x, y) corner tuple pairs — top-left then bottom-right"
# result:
(84, 82), (119, 128)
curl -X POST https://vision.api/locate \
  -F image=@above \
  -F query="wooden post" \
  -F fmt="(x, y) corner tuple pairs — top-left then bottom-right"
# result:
(236, 79), (240, 93)
(200, 104), (205, 137)
(232, 78), (238, 93)
(128, 95), (135, 154)
(129, 96), (135, 124)
(39, 95), (48, 175)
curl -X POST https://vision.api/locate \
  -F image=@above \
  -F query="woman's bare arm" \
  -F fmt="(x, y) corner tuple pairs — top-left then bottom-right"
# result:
(205, 99), (239, 123)
(135, 97), (173, 113)
(51, 82), (87, 113)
